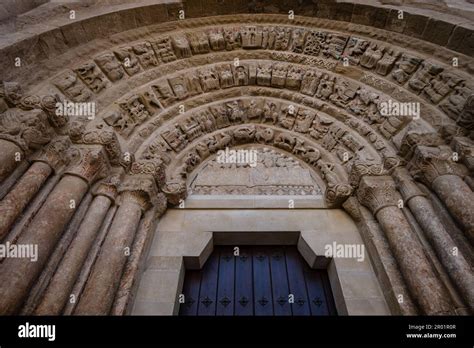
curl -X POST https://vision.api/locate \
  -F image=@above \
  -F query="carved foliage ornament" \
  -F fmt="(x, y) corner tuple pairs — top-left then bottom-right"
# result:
(65, 146), (110, 186)
(0, 108), (54, 152)
(357, 176), (402, 215)
(31, 137), (76, 173)
(410, 145), (466, 185)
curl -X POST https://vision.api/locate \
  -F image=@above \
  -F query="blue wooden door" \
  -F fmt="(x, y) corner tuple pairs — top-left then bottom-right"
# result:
(179, 246), (337, 316)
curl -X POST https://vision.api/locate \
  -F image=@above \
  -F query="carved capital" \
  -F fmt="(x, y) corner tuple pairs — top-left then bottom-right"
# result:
(162, 179), (187, 206)
(92, 173), (122, 202)
(155, 192), (168, 218)
(357, 176), (402, 215)
(317, 161), (352, 206)
(0, 82), (23, 107)
(118, 175), (160, 211)
(17, 93), (69, 128)
(325, 183), (352, 207)
(399, 132), (445, 160)
(65, 146), (110, 185)
(451, 136), (474, 172)
(349, 159), (385, 187)
(392, 167), (425, 202)
(409, 145), (466, 186)
(69, 120), (131, 168)
(457, 94), (474, 131)
(30, 137), (75, 172)
(342, 196), (362, 222)
(130, 159), (166, 188)
(0, 108), (54, 153)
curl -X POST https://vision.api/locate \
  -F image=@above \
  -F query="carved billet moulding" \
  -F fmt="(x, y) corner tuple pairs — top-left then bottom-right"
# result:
(357, 176), (403, 216)
(64, 146), (110, 186)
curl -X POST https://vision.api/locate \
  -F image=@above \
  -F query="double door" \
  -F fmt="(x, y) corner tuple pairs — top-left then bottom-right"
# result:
(179, 245), (337, 316)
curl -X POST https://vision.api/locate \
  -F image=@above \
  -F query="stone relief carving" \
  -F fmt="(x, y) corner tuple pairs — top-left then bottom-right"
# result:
(65, 146), (110, 185)
(74, 62), (109, 94)
(68, 120), (130, 168)
(409, 145), (467, 185)
(94, 52), (125, 82)
(53, 70), (92, 102)
(114, 46), (142, 76)
(45, 24), (469, 139)
(0, 108), (54, 152)
(191, 147), (323, 196)
(31, 136), (77, 172)
(155, 121), (354, 206)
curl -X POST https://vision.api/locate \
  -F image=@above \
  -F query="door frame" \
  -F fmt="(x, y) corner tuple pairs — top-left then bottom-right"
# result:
(131, 207), (390, 315)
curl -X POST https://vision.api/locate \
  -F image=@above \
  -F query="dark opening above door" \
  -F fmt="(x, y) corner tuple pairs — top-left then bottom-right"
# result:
(179, 245), (337, 316)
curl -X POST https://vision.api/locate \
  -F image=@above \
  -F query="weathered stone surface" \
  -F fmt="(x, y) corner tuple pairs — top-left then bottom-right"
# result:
(0, 175), (89, 314)
(0, 161), (52, 240)
(393, 167), (474, 310)
(357, 176), (454, 315)
(74, 191), (145, 315)
(0, 140), (23, 183)
(34, 194), (112, 315)
(0, 0), (472, 317)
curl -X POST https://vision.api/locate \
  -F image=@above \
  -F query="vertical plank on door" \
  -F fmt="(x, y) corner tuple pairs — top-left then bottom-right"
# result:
(235, 246), (253, 316)
(197, 249), (219, 316)
(285, 247), (311, 316)
(253, 247), (274, 316)
(216, 246), (235, 315)
(321, 272), (338, 315)
(269, 246), (292, 316)
(303, 262), (331, 316)
(179, 270), (201, 316)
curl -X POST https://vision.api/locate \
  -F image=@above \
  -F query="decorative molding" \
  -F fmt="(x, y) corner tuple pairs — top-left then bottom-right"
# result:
(357, 176), (402, 215)
(65, 146), (110, 186)
(409, 145), (467, 186)
(118, 174), (159, 212)
(30, 137), (77, 173)
(0, 108), (54, 153)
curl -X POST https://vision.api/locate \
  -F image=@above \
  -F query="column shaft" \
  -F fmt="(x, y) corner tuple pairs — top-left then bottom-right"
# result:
(74, 193), (143, 315)
(376, 207), (454, 314)
(0, 175), (88, 314)
(357, 175), (454, 315)
(407, 196), (474, 310)
(432, 174), (474, 243)
(0, 140), (22, 183)
(34, 195), (112, 315)
(0, 161), (52, 240)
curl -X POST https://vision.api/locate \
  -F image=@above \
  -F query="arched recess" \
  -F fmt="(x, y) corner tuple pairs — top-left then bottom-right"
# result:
(0, 0), (472, 317)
